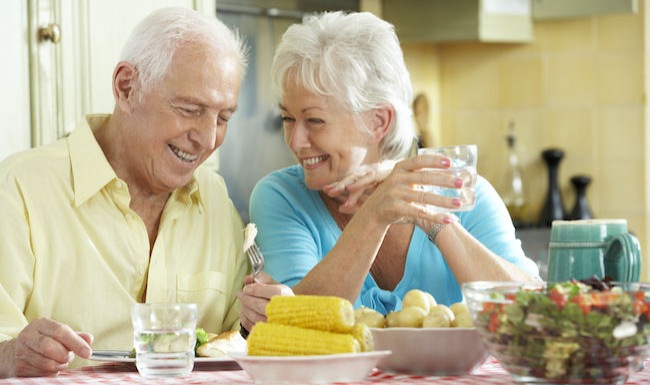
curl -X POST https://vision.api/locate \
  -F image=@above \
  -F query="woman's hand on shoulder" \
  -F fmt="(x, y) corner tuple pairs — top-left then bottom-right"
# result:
(322, 160), (397, 214)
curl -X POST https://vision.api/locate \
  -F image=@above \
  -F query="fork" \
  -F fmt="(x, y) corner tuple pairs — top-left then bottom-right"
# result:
(246, 241), (265, 278)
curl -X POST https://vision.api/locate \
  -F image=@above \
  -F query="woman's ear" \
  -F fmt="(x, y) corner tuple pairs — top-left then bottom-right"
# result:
(367, 104), (393, 144)
(112, 62), (137, 112)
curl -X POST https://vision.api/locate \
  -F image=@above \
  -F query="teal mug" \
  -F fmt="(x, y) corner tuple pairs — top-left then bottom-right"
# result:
(546, 219), (641, 282)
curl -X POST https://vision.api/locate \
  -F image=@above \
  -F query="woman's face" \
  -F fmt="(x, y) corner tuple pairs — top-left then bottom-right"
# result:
(279, 85), (381, 190)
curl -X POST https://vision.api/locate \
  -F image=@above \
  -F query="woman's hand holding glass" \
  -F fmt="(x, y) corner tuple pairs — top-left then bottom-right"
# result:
(417, 145), (478, 213)
(322, 153), (466, 226)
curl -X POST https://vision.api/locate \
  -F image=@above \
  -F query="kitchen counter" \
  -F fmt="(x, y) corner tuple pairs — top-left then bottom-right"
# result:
(515, 226), (551, 280)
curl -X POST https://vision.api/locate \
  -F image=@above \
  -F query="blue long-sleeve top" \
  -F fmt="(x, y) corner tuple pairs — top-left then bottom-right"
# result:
(249, 165), (539, 314)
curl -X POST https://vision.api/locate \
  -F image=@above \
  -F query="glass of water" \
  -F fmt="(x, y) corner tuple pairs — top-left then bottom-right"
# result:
(131, 302), (198, 378)
(417, 144), (478, 212)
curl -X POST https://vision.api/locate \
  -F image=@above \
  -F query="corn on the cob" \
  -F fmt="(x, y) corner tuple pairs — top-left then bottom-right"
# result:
(247, 322), (361, 356)
(266, 295), (355, 333)
(348, 323), (374, 352)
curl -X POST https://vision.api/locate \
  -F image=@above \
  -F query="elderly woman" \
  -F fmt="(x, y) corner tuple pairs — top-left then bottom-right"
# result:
(238, 11), (539, 332)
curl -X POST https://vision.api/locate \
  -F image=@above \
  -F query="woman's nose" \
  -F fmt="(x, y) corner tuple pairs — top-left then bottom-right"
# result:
(287, 121), (309, 150)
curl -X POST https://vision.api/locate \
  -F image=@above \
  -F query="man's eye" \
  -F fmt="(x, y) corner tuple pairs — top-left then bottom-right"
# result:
(177, 107), (199, 116)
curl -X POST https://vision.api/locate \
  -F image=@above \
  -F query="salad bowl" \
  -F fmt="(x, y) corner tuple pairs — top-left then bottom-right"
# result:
(462, 280), (650, 385)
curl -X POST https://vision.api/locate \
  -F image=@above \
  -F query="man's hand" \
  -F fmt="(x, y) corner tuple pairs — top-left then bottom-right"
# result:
(237, 272), (294, 334)
(0, 318), (93, 378)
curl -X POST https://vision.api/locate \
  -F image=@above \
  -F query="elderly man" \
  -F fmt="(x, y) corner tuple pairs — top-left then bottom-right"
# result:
(0, 7), (249, 377)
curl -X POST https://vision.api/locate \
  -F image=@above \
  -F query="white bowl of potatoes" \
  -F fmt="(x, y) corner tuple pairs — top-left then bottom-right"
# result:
(358, 289), (489, 376)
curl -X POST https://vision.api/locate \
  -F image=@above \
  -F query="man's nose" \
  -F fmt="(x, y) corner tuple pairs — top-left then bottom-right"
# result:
(192, 116), (218, 150)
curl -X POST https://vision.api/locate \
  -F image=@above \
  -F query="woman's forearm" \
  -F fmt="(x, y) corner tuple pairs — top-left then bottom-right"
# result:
(292, 209), (389, 302)
(434, 221), (539, 284)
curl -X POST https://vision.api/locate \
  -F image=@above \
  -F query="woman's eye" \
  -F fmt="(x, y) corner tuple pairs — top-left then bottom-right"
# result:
(307, 118), (325, 125)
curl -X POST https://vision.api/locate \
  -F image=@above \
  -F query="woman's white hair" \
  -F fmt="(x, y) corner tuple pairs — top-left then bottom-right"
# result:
(271, 11), (415, 160)
(120, 7), (248, 102)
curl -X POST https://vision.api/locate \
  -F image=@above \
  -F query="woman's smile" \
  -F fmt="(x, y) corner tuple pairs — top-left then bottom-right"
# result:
(301, 154), (329, 168)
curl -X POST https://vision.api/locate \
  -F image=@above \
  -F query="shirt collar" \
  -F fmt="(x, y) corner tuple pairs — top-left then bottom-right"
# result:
(68, 115), (117, 207)
(68, 114), (205, 211)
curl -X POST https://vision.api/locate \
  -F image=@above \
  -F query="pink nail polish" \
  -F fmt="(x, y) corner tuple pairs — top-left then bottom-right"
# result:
(454, 178), (464, 188)
(441, 159), (451, 167)
(452, 198), (462, 207)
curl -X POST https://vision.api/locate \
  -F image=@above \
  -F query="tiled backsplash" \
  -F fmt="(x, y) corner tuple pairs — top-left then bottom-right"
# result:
(396, 4), (648, 280)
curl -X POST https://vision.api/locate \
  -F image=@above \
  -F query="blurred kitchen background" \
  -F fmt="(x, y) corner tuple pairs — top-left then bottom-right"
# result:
(2, 0), (647, 279)
(215, 0), (361, 223)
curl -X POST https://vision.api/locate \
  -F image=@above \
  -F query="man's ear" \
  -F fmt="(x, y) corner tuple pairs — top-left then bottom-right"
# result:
(368, 104), (393, 144)
(112, 62), (137, 112)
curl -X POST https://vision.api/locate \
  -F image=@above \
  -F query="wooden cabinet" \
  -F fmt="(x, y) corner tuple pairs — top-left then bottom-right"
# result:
(381, 0), (637, 44)
(1, 2), (31, 159)
(381, 0), (533, 43)
(532, 0), (637, 20)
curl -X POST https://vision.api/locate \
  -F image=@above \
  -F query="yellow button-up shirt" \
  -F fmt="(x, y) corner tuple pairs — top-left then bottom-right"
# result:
(0, 115), (249, 367)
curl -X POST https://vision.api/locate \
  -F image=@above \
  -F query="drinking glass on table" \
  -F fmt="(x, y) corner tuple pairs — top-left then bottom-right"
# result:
(418, 144), (478, 212)
(131, 302), (198, 378)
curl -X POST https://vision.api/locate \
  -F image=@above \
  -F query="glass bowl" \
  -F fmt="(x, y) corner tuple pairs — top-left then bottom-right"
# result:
(462, 281), (650, 385)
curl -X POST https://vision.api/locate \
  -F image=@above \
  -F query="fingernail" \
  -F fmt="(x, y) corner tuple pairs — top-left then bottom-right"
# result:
(81, 347), (92, 359)
(454, 178), (464, 188)
(440, 158), (451, 167)
(443, 216), (454, 224)
(452, 198), (463, 207)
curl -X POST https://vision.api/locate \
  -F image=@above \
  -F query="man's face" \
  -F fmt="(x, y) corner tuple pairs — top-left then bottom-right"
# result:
(122, 42), (241, 194)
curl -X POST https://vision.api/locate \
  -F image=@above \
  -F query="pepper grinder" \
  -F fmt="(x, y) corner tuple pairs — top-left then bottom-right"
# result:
(569, 175), (593, 220)
(539, 148), (566, 227)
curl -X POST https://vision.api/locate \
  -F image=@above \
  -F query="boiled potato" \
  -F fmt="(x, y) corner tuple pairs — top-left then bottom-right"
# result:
(422, 310), (451, 328)
(424, 292), (437, 310)
(449, 302), (470, 317)
(451, 310), (474, 327)
(429, 304), (455, 322)
(394, 306), (427, 328)
(402, 289), (432, 313)
(385, 311), (400, 328)
(382, 293), (473, 329)
(354, 306), (386, 328)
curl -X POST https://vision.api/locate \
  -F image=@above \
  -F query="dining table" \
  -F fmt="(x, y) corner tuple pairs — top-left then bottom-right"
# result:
(2, 355), (650, 385)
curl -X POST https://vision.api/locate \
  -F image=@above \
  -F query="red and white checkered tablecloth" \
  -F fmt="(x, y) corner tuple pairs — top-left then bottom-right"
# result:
(1, 356), (650, 385)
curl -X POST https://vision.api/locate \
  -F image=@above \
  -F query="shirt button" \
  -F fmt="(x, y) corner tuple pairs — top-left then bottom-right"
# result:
(114, 180), (123, 189)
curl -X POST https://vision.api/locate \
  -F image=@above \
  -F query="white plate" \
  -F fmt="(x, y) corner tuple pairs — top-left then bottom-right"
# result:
(229, 351), (391, 384)
(90, 350), (236, 363)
